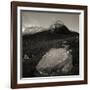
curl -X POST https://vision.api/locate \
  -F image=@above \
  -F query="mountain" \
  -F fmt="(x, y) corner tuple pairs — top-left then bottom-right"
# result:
(23, 26), (47, 35)
(22, 22), (79, 77)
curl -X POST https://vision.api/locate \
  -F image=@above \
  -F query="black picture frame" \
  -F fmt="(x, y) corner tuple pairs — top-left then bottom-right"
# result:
(11, 1), (88, 89)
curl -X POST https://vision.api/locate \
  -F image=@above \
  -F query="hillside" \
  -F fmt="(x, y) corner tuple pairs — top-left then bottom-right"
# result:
(22, 23), (79, 77)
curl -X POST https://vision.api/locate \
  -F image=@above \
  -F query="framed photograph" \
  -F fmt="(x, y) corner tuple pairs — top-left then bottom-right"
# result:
(11, 1), (88, 89)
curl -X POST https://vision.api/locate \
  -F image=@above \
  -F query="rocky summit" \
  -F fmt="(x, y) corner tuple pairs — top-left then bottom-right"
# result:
(22, 22), (79, 77)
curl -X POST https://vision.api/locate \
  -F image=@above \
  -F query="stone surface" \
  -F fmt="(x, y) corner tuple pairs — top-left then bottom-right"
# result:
(36, 48), (73, 76)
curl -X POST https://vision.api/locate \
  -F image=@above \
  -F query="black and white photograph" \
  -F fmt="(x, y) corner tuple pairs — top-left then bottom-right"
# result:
(11, 1), (87, 88)
(21, 10), (79, 78)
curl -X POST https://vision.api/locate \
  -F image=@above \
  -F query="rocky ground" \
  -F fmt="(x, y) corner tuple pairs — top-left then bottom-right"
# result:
(22, 23), (79, 77)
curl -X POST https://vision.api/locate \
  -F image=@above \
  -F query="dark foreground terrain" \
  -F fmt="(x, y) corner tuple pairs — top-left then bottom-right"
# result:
(22, 24), (79, 77)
